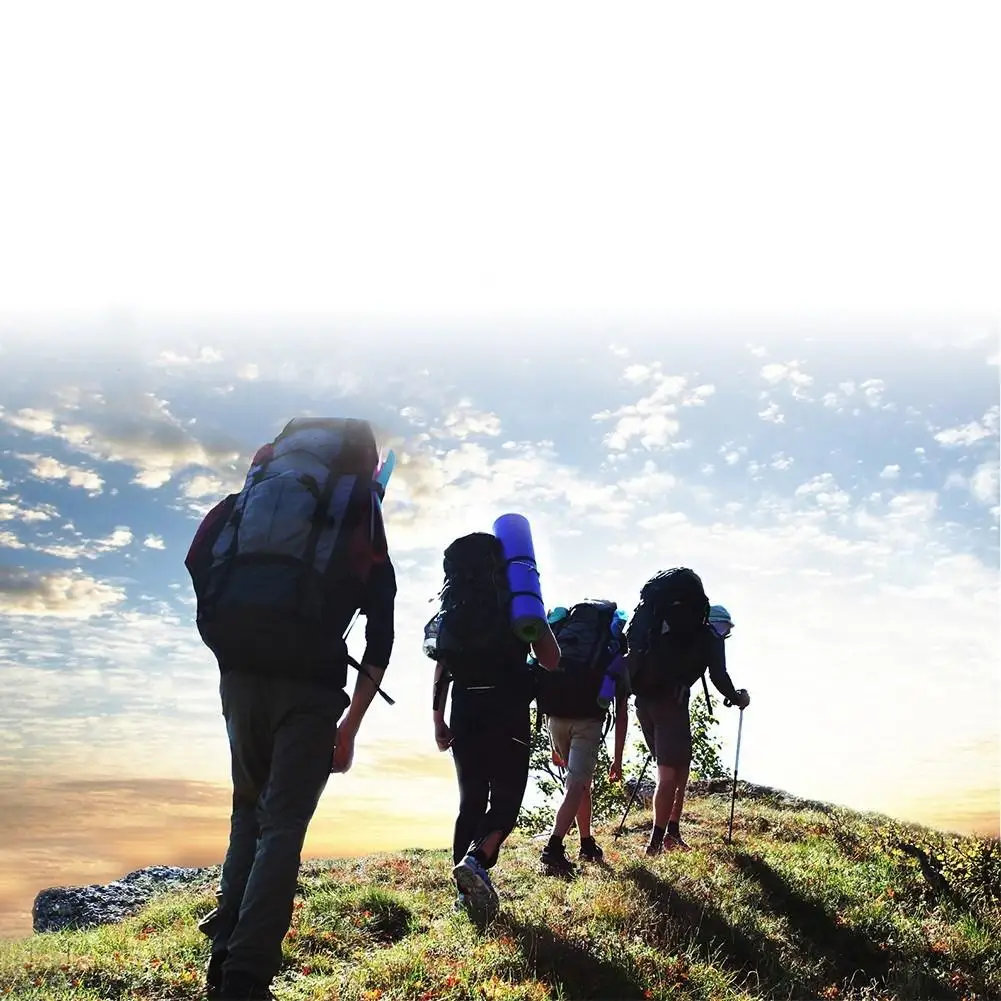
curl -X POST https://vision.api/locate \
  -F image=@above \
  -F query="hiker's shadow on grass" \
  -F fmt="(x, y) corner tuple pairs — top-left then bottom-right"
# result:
(732, 852), (964, 1000)
(624, 867), (791, 997)
(498, 913), (649, 1000)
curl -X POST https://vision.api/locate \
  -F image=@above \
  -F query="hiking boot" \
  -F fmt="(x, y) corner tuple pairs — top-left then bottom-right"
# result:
(645, 837), (665, 857)
(452, 855), (498, 916)
(579, 836), (604, 862)
(219, 969), (274, 1000)
(453, 891), (468, 913)
(540, 839), (577, 876)
(665, 834), (692, 852)
(206, 950), (226, 999)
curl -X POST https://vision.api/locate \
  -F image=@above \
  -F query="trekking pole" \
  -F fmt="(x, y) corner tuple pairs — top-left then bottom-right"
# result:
(726, 707), (745, 844)
(615, 752), (652, 839)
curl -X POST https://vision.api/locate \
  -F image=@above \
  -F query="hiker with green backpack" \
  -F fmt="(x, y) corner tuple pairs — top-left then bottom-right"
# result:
(624, 570), (749, 856)
(534, 601), (631, 875)
(186, 418), (398, 1001)
(424, 528), (561, 918)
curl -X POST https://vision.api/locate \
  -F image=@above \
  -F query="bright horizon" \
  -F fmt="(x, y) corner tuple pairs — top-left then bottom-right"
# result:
(1, 0), (998, 942)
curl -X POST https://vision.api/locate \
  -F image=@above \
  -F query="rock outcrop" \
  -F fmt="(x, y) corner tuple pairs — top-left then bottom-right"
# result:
(32, 864), (218, 934)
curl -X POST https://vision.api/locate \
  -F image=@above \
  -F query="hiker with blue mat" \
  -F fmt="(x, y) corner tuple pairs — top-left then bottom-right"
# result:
(425, 514), (561, 919)
(623, 569), (749, 856)
(534, 600), (631, 875)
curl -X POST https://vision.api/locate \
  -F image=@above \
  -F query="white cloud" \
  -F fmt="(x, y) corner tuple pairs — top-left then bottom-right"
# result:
(760, 360), (813, 400)
(0, 393), (247, 490)
(758, 401), (784, 423)
(0, 496), (60, 523)
(0, 531), (26, 550)
(933, 405), (999, 448)
(969, 460), (1000, 510)
(15, 453), (104, 494)
(181, 473), (233, 499)
(436, 400), (502, 439)
(860, 378), (890, 409)
(880, 464), (901, 480)
(593, 363), (707, 451)
(155, 346), (224, 366)
(143, 534), (166, 550)
(0, 566), (126, 618)
(237, 363), (260, 380)
(771, 453), (794, 471)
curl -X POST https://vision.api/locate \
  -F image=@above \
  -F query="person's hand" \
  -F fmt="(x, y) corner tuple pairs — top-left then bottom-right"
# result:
(608, 760), (623, 783)
(330, 721), (357, 773)
(552, 748), (567, 769)
(734, 689), (750, 709)
(434, 719), (453, 751)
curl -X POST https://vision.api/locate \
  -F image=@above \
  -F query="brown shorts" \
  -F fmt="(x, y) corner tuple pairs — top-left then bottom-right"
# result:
(635, 688), (692, 768)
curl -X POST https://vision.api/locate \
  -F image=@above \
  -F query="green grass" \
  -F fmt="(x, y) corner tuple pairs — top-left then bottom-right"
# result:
(3, 785), (999, 1000)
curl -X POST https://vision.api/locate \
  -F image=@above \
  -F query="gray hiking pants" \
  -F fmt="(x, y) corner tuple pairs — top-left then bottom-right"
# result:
(206, 671), (348, 984)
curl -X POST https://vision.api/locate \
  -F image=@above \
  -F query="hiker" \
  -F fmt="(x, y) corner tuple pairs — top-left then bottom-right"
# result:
(624, 571), (750, 855)
(534, 601), (631, 875)
(186, 418), (396, 1001)
(425, 530), (561, 918)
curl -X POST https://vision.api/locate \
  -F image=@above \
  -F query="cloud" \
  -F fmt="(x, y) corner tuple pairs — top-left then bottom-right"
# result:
(0, 565), (126, 617)
(143, 534), (166, 550)
(933, 405), (999, 448)
(1, 392), (247, 489)
(155, 346), (224, 367)
(758, 401), (784, 423)
(969, 460), (1000, 510)
(0, 495), (60, 523)
(14, 453), (105, 494)
(437, 400), (502, 439)
(880, 464), (901, 480)
(592, 362), (712, 452)
(760, 360), (813, 400)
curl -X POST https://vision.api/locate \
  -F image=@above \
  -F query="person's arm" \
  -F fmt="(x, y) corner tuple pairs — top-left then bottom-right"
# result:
(332, 559), (396, 771)
(432, 660), (452, 750)
(706, 631), (749, 708)
(530, 618), (561, 671)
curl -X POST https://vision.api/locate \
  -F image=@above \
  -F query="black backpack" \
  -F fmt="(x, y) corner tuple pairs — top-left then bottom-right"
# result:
(536, 599), (620, 720)
(423, 532), (520, 681)
(625, 568), (710, 697)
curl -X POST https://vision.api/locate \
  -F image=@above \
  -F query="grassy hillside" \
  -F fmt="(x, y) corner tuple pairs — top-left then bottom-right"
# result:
(2, 783), (999, 1001)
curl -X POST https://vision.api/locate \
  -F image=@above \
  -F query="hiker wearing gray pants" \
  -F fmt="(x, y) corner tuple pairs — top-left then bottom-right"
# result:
(185, 419), (397, 1001)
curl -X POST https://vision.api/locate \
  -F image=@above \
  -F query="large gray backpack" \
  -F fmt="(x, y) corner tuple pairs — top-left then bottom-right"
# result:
(197, 416), (383, 648)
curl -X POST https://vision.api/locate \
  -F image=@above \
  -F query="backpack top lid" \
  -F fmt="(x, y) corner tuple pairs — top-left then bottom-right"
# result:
(708, 603), (734, 638)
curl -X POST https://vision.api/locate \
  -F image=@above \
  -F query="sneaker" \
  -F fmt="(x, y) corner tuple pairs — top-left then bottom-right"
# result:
(579, 837), (604, 863)
(645, 838), (664, 857)
(453, 891), (468, 913)
(452, 855), (498, 916)
(665, 834), (692, 852)
(540, 840), (577, 876)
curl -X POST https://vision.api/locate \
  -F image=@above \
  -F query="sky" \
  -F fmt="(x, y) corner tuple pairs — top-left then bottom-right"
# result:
(0, 0), (999, 940)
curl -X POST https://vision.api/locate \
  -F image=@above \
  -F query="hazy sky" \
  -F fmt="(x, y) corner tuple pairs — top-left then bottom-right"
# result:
(0, 0), (998, 940)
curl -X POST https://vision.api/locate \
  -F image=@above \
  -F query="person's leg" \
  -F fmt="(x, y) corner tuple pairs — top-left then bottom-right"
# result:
(547, 718), (583, 839)
(451, 732), (490, 865)
(543, 718), (602, 871)
(647, 691), (692, 855)
(666, 692), (694, 849)
(221, 677), (344, 991)
(454, 706), (531, 911)
(203, 672), (270, 996)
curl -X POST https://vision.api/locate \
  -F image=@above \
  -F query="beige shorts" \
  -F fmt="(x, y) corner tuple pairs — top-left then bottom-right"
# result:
(547, 716), (604, 784)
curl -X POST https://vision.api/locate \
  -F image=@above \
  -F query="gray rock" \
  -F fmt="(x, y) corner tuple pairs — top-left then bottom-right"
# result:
(33, 864), (219, 934)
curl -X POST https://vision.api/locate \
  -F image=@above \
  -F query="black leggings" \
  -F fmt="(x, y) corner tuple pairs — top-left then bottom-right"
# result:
(450, 698), (531, 868)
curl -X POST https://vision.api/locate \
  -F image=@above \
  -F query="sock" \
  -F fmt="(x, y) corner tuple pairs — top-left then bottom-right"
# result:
(650, 825), (666, 845)
(547, 834), (563, 849)
(667, 821), (680, 837)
